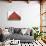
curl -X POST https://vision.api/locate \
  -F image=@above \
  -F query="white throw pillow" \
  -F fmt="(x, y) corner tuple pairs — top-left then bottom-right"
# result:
(21, 28), (27, 35)
(3, 29), (10, 36)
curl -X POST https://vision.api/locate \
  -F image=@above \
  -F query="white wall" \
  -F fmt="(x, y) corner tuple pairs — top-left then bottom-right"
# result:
(0, 8), (2, 27)
(0, 1), (40, 29)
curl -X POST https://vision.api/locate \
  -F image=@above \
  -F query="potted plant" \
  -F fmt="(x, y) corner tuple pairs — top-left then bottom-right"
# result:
(32, 27), (43, 40)
(32, 27), (38, 40)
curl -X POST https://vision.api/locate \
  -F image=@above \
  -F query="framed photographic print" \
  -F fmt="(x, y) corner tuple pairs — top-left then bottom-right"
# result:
(8, 10), (21, 20)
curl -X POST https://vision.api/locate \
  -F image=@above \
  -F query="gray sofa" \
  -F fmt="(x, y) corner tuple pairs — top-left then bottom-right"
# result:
(8, 33), (34, 43)
(3, 28), (34, 43)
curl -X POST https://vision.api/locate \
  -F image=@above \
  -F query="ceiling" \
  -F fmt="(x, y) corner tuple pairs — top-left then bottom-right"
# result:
(0, 0), (39, 1)
(0, 0), (43, 4)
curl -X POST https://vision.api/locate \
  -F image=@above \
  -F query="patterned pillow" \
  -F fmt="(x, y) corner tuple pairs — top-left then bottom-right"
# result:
(8, 27), (14, 34)
(14, 28), (21, 33)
